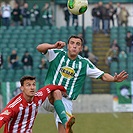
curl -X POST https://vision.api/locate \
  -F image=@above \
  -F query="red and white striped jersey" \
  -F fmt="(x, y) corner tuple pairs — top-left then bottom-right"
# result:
(0, 85), (66, 133)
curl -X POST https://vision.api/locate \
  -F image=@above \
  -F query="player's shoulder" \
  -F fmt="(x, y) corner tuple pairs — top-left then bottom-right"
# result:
(78, 55), (89, 63)
(51, 48), (65, 53)
(7, 94), (22, 109)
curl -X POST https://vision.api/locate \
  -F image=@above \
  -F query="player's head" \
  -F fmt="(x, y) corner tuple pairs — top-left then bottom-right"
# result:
(67, 35), (83, 59)
(20, 76), (36, 100)
(20, 76), (36, 86)
(68, 35), (84, 45)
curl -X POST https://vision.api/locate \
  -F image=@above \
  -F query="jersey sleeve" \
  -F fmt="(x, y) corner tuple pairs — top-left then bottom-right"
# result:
(86, 60), (104, 79)
(45, 49), (63, 62)
(0, 107), (14, 128)
(36, 85), (66, 102)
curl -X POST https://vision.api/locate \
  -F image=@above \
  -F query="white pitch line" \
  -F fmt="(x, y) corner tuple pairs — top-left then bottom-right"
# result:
(112, 112), (119, 118)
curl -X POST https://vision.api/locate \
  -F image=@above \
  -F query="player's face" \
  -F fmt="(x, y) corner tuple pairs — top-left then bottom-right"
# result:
(67, 38), (83, 60)
(21, 80), (36, 102)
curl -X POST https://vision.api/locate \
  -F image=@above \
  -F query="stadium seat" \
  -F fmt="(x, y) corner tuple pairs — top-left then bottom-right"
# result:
(0, 26), (7, 30)
(17, 39), (26, 44)
(5, 70), (15, 82)
(110, 27), (118, 34)
(27, 34), (35, 39)
(1, 38), (9, 44)
(16, 26), (24, 30)
(8, 43), (16, 49)
(35, 34), (43, 39)
(82, 78), (92, 94)
(110, 83), (117, 94)
(24, 69), (33, 75)
(35, 39), (43, 44)
(11, 34), (19, 39)
(110, 61), (118, 74)
(3, 34), (10, 39)
(19, 34), (27, 39)
(8, 26), (17, 31)
(34, 25), (41, 30)
(76, 26), (82, 33)
(42, 26), (50, 30)
(118, 61), (127, 72)
(16, 43), (24, 49)
(85, 26), (93, 34)
(25, 26), (33, 30)
(9, 39), (17, 44)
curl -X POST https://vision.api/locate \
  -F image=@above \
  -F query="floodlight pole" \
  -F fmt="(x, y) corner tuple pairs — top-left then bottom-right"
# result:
(82, 13), (85, 46)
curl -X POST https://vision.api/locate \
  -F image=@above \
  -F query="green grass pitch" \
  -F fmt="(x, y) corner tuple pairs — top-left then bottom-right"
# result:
(0, 113), (132, 133)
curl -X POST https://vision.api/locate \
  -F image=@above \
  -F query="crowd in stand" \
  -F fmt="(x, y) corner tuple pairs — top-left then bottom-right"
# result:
(0, 1), (130, 29)
(0, 1), (132, 71)
(0, 49), (48, 70)
(91, 2), (129, 35)
(105, 31), (133, 66)
(0, 1), (53, 27)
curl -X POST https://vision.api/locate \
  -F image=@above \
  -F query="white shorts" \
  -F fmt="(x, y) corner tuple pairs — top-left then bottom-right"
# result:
(42, 97), (73, 127)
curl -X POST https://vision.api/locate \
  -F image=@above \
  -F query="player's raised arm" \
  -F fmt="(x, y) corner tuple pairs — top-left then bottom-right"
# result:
(101, 70), (128, 82)
(36, 41), (66, 53)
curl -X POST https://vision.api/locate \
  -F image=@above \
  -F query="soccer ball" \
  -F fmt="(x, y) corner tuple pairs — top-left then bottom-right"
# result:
(67, 0), (88, 15)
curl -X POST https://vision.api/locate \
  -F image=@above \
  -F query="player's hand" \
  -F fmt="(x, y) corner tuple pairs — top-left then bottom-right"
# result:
(114, 70), (128, 82)
(54, 41), (66, 49)
(62, 91), (68, 97)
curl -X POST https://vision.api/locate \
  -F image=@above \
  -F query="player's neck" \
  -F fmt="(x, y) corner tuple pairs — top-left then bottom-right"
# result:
(23, 94), (34, 103)
(67, 53), (77, 60)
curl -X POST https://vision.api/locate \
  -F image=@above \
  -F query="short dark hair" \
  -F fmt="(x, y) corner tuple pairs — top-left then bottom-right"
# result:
(68, 35), (84, 45)
(20, 76), (36, 86)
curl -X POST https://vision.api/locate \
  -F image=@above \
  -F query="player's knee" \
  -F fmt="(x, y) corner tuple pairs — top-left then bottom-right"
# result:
(53, 90), (62, 100)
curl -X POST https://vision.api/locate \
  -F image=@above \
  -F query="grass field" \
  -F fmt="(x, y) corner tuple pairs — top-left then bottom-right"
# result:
(0, 113), (132, 133)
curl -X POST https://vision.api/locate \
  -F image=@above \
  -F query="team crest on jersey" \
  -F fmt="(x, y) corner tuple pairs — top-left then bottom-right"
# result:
(1, 110), (11, 115)
(60, 66), (75, 79)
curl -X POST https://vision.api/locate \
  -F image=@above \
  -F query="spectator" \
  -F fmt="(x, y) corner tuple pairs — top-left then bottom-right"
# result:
(1, 1), (12, 27)
(102, 4), (110, 35)
(98, 1), (104, 31)
(0, 3), (2, 26)
(8, 50), (19, 69)
(63, 6), (70, 27)
(11, 2), (21, 26)
(105, 44), (119, 66)
(21, 50), (33, 70)
(82, 45), (98, 66)
(72, 14), (78, 28)
(42, 2), (53, 27)
(118, 50), (127, 61)
(91, 3), (100, 33)
(115, 3), (121, 26)
(30, 3), (40, 26)
(111, 39), (120, 51)
(125, 31), (133, 52)
(21, 3), (31, 26)
(119, 6), (129, 27)
(0, 53), (3, 69)
(108, 2), (116, 27)
(38, 58), (48, 69)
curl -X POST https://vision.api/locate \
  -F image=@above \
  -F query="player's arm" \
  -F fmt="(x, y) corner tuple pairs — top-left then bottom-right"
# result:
(36, 41), (66, 53)
(0, 108), (13, 128)
(101, 70), (128, 82)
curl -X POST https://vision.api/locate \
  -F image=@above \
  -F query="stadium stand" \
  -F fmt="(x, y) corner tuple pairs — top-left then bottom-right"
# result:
(0, 25), (93, 94)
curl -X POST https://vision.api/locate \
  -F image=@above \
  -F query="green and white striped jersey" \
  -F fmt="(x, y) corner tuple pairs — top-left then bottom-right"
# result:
(44, 49), (104, 100)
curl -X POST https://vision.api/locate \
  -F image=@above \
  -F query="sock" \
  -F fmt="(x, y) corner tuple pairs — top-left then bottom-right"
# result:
(54, 100), (67, 126)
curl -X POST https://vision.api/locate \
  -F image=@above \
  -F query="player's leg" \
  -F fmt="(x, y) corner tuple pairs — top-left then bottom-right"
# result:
(42, 90), (75, 133)
(54, 97), (75, 133)
(53, 90), (68, 126)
